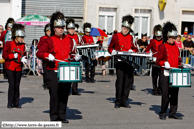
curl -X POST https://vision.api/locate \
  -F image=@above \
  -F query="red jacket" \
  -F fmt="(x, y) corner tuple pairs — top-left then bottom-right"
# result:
(65, 34), (79, 45)
(36, 35), (76, 70)
(145, 39), (163, 57)
(37, 35), (49, 49)
(0, 30), (7, 46)
(81, 35), (94, 44)
(156, 42), (182, 69)
(3, 41), (26, 71)
(108, 33), (138, 53)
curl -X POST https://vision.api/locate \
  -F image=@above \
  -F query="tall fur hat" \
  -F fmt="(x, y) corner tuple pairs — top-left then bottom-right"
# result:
(66, 18), (75, 29)
(75, 24), (79, 32)
(162, 21), (177, 43)
(11, 24), (25, 39)
(50, 11), (65, 36)
(5, 18), (14, 29)
(122, 14), (134, 28)
(83, 22), (91, 33)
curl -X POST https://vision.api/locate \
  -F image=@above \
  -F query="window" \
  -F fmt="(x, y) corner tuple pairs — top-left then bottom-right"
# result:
(133, 9), (151, 39)
(98, 7), (116, 34)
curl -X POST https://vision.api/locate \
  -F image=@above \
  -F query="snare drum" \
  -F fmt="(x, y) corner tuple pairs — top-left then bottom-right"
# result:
(169, 68), (191, 88)
(97, 50), (104, 61)
(103, 51), (112, 62)
(57, 62), (82, 83)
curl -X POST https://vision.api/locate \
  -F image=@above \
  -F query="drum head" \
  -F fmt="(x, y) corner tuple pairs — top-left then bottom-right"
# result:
(102, 56), (111, 62)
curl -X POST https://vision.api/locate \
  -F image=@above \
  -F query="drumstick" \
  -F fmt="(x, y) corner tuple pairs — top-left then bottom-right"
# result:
(46, 58), (73, 62)
(162, 66), (180, 69)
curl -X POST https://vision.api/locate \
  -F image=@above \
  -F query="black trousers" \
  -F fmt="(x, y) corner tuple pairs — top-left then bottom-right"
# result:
(85, 61), (96, 80)
(42, 60), (48, 88)
(115, 62), (134, 104)
(47, 70), (71, 120)
(3, 64), (7, 78)
(72, 83), (78, 94)
(6, 69), (22, 106)
(159, 70), (179, 116)
(152, 64), (161, 92)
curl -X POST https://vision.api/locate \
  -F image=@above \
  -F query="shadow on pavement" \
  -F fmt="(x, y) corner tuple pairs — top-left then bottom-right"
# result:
(106, 97), (146, 106)
(97, 80), (111, 82)
(0, 81), (8, 83)
(141, 88), (153, 95)
(43, 107), (82, 120)
(149, 105), (184, 117)
(20, 97), (34, 106)
(78, 88), (96, 94)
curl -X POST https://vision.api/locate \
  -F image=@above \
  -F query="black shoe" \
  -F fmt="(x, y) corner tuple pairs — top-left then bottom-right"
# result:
(159, 115), (166, 120)
(130, 86), (136, 91)
(51, 118), (59, 121)
(152, 91), (158, 96)
(86, 79), (91, 83)
(114, 103), (120, 108)
(121, 103), (131, 108)
(44, 87), (49, 90)
(60, 118), (69, 123)
(157, 90), (162, 95)
(90, 79), (95, 83)
(14, 105), (22, 109)
(169, 115), (182, 120)
(7, 104), (14, 108)
(72, 92), (81, 96)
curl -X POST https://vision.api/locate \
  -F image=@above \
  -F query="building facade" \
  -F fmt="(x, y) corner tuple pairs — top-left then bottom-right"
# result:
(1, 0), (194, 45)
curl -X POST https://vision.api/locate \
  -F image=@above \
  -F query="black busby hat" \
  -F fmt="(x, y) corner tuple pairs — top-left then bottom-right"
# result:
(11, 24), (25, 40)
(153, 24), (162, 36)
(5, 18), (14, 29)
(75, 24), (79, 32)
(162, 21), (177, 43)
(122, 14), (134, 28)
(83, 22), (91, 33)
(141, 33), (147, 38)
(50, 11), (65, 36)
(44, 23), (50, 34)
(66, 18), (75, 29)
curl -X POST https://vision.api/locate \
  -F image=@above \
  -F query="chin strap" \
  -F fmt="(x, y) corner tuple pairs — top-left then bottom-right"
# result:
(54, 28), (64, 36)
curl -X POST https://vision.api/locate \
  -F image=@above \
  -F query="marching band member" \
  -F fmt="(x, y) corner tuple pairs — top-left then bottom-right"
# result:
(65, 18), (81, 95)
(3, 23), (27, 108)
(36, 11), (81, 123)
(0, 18), (15, 79)
(37, 23), (51, 90)
(108, 15), (138, 108)
(81, 22), (96, 83)
(156, 22), (182, 120)
(145, 25), (163, 95)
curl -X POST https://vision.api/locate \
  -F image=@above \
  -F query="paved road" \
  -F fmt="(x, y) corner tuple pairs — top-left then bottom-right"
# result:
(0, 72), (194, 129)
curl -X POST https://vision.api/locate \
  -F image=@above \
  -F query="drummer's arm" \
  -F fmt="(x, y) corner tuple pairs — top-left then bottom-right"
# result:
(36, 38), (50, 60)
(156, 44), (166, 67)
(108, 34), (117, 54)
(2, 41), (13, 60)
(131, 37), (138, 52)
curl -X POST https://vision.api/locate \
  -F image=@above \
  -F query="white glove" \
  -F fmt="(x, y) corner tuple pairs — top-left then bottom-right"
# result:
(21, 56), (27, 64)
(164, 62), (170, 69)
(128, 49), (134, 53)
(74, 54), (82, 61)
(111, 50), (117, 55)
(0, 41), (3, 45)
(48, 54), (55, 61)
(14, 53), (18, 58)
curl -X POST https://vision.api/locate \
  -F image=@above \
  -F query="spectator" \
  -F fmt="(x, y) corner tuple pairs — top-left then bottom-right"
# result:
(137, 33), (148, 52)
(0, 25), (4, 73)
(147, 36), (151, 44)
(181, 31), (188, 42)
(175, 35), (184, 50)
(183, 34), (194, 66)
